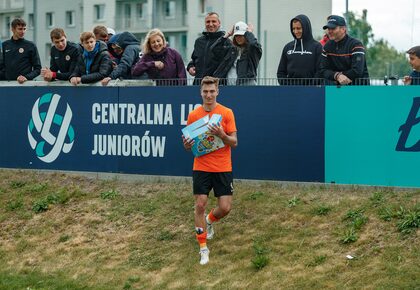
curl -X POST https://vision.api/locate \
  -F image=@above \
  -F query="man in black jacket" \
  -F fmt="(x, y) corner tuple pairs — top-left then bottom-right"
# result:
(0, 18), (41, 83)
(41, 28), (80, 82)
(187, 12), (232, 84)
(319, 15), (369, 85)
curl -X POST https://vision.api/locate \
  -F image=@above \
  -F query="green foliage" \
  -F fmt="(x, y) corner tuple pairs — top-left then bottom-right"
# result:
(58, 234), (71, 243)
(346, 10), (410, 77)
(341, 228), (358, 244)
(100, 189), (119, 200)
(287, 196), (300, 208)
(32, 198), (49, 213)
(369, 192), (385, 206)
(378, 206), (396, 221)
(345, 10), (373, 47)
(306, 255), (327, 267)
(156, 230), (175, 241)
(6, 199), (24, 211)
(343, 208), (368, 230)
(247, 191), (264, 200)
(312, 204), (332, 216)
(397, 205), (420, 234)
(10, 180), (26, 189)
(252, 238), (269, 270)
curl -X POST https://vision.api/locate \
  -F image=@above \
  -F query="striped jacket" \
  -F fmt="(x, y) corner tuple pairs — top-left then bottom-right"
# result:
(320, 34), (369, 85)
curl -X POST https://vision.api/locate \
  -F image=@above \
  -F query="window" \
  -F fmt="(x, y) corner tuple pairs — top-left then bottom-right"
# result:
(94, 4), (105, 21)
(66, 11), (75, 27)
(164, 1), (175, 18)
(28, 13), (34, 29)
(199, 0), (205, 14)
(46, 12), (54, 28)
(136, 2), (147, 19)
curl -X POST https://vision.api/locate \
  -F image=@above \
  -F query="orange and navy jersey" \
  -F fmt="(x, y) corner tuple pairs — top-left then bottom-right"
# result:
(319, 34), (369, 83)
(187, 103), (237, 172)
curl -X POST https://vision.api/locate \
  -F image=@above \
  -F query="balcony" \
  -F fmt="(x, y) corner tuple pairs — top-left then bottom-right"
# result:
(0, 0), (24, 12)
(115, 11), (187, 33)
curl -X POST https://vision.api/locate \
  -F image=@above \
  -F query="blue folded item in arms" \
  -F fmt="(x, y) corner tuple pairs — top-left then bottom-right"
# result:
(182, 114), (224, 157)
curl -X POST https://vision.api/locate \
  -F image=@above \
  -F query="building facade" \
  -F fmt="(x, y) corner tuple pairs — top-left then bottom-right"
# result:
(1, 0), (331, 80)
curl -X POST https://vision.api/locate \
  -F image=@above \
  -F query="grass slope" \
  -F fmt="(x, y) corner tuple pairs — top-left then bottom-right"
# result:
(0, 170), (419, 290)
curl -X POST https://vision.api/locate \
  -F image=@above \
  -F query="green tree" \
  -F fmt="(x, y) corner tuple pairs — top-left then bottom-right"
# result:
(345, 10), (410, 78)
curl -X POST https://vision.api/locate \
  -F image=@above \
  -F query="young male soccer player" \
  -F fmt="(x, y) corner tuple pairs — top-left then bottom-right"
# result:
(182, 76), (238, 265)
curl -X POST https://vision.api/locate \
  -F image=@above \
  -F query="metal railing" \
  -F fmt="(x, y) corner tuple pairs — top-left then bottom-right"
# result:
(0, 77), (418, 87)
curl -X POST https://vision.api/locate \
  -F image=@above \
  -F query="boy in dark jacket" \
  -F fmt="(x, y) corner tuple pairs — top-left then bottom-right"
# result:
(101, 32), (140, 86)
(41, 28), (80, 81)
(70, 32), (112, 85)
(0, 18), (41, 83)
(277, 14), (322, 85)
(403, 46), (420, 85)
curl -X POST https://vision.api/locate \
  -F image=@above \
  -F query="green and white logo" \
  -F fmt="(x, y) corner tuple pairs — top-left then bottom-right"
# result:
(27, 93), (74, 163)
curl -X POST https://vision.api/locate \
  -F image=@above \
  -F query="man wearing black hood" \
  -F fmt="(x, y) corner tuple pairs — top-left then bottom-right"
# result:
(101, 31), (141, 86)
(187, 12), (233, 84)
(277, 14), (322, 85)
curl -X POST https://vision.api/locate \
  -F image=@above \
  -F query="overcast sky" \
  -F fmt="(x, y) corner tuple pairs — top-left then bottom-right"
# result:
(332, 0), (420, 52)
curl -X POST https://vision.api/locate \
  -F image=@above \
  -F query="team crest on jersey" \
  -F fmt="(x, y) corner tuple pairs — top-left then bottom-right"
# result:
(65, 55), (71, 61)
(19, 48), (24, 53)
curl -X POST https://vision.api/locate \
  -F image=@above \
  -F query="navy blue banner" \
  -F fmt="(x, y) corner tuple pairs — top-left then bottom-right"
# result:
(0, 86), (324, 182)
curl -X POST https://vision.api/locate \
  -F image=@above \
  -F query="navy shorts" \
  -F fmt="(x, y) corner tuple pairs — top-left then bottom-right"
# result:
(193, 171), (234, 197)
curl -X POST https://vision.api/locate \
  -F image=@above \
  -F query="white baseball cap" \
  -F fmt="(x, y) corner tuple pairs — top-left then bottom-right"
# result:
(107, 27), (116, 35)
(233, 21), (248, 36)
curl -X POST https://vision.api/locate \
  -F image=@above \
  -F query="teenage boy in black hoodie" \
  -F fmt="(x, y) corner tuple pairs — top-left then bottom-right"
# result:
(0, 18), (41, 83)
(277, 14), (322, 85)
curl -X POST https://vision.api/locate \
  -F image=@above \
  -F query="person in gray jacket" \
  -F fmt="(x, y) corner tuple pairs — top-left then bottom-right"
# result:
(101, 31), (141, 86)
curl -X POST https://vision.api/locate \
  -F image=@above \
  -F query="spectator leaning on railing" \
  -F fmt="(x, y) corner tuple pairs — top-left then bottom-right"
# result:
(277, 14), (322, 85)
(403, 46), (420, 85)
(0, 18), (41, 83)
(69, 32), (112, 85)
(41, 28), (80, 82)
(212, 21), (262, 85)
(101, 32), (141, 86)
(319, 15), (369, 85)
(131, 28), (186, 85)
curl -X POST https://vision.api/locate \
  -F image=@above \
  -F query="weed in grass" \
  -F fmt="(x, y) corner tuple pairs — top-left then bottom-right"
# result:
(32, 198), (49, 213)
(27, 182), (48, 193)
(287, 196), (300, 208)
(397, 206), (420, 234)
(378, 206), (395, 221)
(129, 251), (163, 270)
(58, 234), (71, 243)
(306, 255), (327, 267)
(341, 228), (358, 244)
(156, 230), (175, 241)
(252, 238), (269, 270)
(343, 208), (368, 229)
(6, 199), (23, 211)
(15, 239), (31, 253)
(370, 191), (385, 206)
(312, 204), (332, 216)
(100, 189), (119, 200)
(9, 180), (25, 189)
(247, 191), (264, 200)
(252, 255), (269, 270)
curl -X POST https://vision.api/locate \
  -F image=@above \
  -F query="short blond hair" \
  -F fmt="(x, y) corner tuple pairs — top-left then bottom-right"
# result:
(201, 76), (219, 88)
(143, 28), (167, 55)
